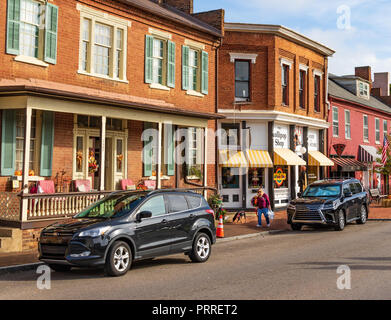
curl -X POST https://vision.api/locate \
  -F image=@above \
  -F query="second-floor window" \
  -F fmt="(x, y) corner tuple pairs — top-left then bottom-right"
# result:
(182, 46), (209, 95)
(375, 118), (380, 143)
(384, 120), (388, 141)
(332, 107), (339, 137)
(345, 110), (351, 139)
(299, 70), (306, 109)
(6, 0), (59, 64)
(235, 60), (250, 102)
(281, 64), (289, 106)
(363, 115), (369, 142)
(314, 75), (321, 112)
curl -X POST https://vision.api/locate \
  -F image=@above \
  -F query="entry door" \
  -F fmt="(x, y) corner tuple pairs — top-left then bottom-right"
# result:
(220, 167), (242, 208)
(105, 137), (114, 190)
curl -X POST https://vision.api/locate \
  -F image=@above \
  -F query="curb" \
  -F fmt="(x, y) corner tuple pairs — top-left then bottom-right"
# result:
(216, 229), (290, 243)
(0, 262), (43, 275)
(368, 219), (391, 221)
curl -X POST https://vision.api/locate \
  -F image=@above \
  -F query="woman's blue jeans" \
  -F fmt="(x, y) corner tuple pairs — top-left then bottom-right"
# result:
(257, 208), (270, 226)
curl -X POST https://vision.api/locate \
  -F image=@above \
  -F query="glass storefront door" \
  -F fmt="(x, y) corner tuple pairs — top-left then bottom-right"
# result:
(220, 167), (242, 208)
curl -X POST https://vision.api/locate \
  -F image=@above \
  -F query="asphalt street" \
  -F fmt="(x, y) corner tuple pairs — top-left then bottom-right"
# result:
(1, 221), (391, 300)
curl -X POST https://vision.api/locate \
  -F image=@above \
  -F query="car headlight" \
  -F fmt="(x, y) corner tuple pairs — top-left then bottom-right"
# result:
(323, 201), (338, 210)
(78, 226), (110, 238)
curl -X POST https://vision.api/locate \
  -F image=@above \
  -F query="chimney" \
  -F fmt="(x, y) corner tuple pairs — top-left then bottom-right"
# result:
(192, 9), (225, 35)
(163, 0), (193, 14)
(355, 66), (372, 86)
(373, 72), (390, 96)
(371, 87), (382, 97)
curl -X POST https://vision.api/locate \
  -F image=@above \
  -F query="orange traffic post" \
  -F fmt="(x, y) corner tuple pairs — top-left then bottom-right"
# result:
(216, 215), (224, 238)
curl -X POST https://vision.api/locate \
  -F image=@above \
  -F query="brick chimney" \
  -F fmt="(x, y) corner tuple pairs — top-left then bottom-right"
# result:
(163, 0), (193, 14)
(193, 9), (225, 35)
(373, 72), (390, 96)
(355, 66), (372, 89)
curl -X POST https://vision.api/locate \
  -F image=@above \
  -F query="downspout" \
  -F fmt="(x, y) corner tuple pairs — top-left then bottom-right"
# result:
(325, 56), (331, 178)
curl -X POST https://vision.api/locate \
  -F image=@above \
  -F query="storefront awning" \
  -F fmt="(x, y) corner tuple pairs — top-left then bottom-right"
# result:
(246, 150), (273, 168)
(331, 157), (367, 172)
(359, 145), (379, 163)
(218, 150), (248, 168)
(308, 151), (334, 167)
(274, 148), (306, 166)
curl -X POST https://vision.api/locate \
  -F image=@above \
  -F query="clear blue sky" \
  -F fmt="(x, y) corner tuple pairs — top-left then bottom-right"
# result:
(194, 0), (391, 77)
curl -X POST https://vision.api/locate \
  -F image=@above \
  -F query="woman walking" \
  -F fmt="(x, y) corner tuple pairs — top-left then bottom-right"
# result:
(254, 187), (271, 228)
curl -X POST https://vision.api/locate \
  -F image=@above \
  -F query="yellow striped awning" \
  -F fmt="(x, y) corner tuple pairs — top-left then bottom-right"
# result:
(274, 148), (306, 166)
(219, 150), (248, 168)
(246, 150), (273, 168)
(308, 151), (334, 166)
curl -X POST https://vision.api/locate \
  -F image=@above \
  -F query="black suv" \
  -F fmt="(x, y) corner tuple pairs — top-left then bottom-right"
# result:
(39, 189), (216, 276)
(287, 179), (369, 231)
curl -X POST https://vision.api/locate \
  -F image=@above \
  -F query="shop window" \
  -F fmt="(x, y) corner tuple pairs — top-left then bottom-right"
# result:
(75, 136), (84, 173)
(273, 166), (288, 189)
(186, 127), (203, 179)
(308, 166), (318, 185)
(77, 115), (100, 129)
(222, 167), (239, 189)
(106, 118), (123, 131)
(248, 168), (265, 189)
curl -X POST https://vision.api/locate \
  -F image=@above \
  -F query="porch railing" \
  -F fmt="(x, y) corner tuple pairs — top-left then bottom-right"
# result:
(0, 192), (21, 222)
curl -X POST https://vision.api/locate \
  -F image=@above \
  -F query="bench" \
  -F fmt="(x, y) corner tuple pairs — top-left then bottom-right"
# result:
(369, 188), (387, 204)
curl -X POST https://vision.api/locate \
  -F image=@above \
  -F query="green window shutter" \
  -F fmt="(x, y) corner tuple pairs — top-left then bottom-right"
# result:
(167, 41), (176, 88)
(1, 110), (16, 176)
(145, 35), (153, 84)
(6, 0), (20, 55)
(182, 45), (189, 90)
(167, 125), (175, 176)
(143, 122), (153, 177)
(40, 111), (55, 177)
(201, 51), (209, 95)
(44, 3), (59, 64)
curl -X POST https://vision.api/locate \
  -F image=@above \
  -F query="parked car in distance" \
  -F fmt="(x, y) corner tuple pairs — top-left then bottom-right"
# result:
(39, 189), (216, 276)
(287, 179), (369, 231)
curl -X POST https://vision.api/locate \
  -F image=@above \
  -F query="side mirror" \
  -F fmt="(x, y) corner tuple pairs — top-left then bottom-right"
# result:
(136, 211), (152, 222)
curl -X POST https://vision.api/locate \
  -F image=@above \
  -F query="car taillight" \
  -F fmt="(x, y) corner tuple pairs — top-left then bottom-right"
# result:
(205, 209), (215, 216)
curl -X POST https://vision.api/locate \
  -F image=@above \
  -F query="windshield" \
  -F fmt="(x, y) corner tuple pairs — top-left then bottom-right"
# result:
(74, 193), (146, 219)
(302, 185), (341, 198)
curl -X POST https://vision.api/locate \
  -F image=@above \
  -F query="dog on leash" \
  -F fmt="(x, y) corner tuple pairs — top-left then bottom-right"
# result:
(232, 210), (247, 224)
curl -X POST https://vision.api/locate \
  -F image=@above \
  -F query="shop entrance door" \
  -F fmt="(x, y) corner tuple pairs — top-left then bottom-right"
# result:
(220, 167), (242, 209)
(246, 168), (267, 208)
(105, 137), (114, 190)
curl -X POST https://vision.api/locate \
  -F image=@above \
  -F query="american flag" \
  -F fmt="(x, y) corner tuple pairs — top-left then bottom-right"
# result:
(382, 133), (390, 165)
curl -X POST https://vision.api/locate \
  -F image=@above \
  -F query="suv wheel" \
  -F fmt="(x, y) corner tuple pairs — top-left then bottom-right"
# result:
(48, 264), (72, 272)
(291, 223), (302, 231)
(189, 233), (211, 263)
(335, 210), (345, 231)
(105, 241), (132, 277)
(357, 205), (367, 224)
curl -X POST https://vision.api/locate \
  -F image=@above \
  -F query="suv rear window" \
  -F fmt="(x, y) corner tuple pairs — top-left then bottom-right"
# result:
(167, 194), (189, 213)
(186, 195), (201, 209)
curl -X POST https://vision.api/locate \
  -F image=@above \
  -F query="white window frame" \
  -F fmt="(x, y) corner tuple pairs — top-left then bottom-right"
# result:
(77, 4), (130, 83)
(384, 120), (388, 140)
(363, 115), (369, 142)
(358, 81), (369, 99)
(332, 106), (339, 137)
(375, 118), (380, 144)
(344, 109), (351, 139)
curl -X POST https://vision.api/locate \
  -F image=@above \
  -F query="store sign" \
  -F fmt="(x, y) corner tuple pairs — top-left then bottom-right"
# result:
(274, 167), (287, 187)
(333, 144), (346, 157)
(273, 125), (289, 148)
(308, 130), (319, 151)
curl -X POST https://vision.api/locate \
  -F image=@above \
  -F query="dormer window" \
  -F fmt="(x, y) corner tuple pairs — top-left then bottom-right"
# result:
(358, 81), (369, 99)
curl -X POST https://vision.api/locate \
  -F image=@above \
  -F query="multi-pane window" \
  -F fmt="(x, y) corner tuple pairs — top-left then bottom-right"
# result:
(152, 39), (164, 85)
(235, 60), (250, 101)
(314, 75), (321, 112)
(281, 64), (289, 105)
(19, 0), (40, 58)
(332, 107), (339, 137)
(188, 49), (199, 91)
(15, 110), (37, 172)
(93, 23), (112, 76)
(345, 110), (351, 139)
(359, 82), (369, 98)
(375, 118), (380, 143)
(221, 123), (240, 148)
(363, 115), (369, 141)
(186, 127), (203, 178)
(299, 70), (306, 109)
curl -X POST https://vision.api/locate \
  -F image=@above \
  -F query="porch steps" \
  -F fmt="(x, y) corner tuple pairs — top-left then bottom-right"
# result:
(0, 228), (23, 253)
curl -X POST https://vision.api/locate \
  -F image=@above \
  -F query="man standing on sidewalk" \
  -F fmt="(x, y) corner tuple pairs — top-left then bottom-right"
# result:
(298, 166), (308, 194)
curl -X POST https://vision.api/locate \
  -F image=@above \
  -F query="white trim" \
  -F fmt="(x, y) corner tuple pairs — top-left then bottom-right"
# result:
(149, 83), (171, 91)
(149, 28), (172, 40)
(299, 64), (309, 72)
(229, 53), (258, 64)
(280, 58), (293, 69)
(184, 39), (205, 50)
(76, 3), (131, 27)
(77, 70), (129, 83)
(186, 90), (204, 98)
(313, 69), (324, 79)
(14, 55), (49, 68)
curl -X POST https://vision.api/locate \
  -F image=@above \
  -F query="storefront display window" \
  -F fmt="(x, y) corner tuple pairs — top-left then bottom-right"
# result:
(308, 166), (318, 184)
(273, 166), (288, 189)
(248, 168), (265, 189)
(222, 167), (239, 189)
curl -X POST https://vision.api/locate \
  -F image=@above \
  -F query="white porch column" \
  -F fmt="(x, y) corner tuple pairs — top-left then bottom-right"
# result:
(203, 126), (208, 198)
(99, 116), (106, 191)
(157, 122), (162, 189)
(21, 107), (32, 222)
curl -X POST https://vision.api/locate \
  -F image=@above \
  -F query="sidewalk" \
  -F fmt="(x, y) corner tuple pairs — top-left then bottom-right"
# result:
(0, 251), (39, 269)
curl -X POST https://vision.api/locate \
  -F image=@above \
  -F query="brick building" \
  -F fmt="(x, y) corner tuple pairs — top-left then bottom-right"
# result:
(217, 23), (334, 210)
(328, 66), (391, 194)
(0, 0), (224, 251)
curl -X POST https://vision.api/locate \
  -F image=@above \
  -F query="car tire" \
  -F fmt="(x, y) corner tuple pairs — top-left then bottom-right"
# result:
(335, 210), (345, 231)
(105, 241), (132, 277)
(189, 233), (211, 263)
(48, 264), (72, 272)
(357, 205), (367, 224)
(291, 223), (302, 231)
